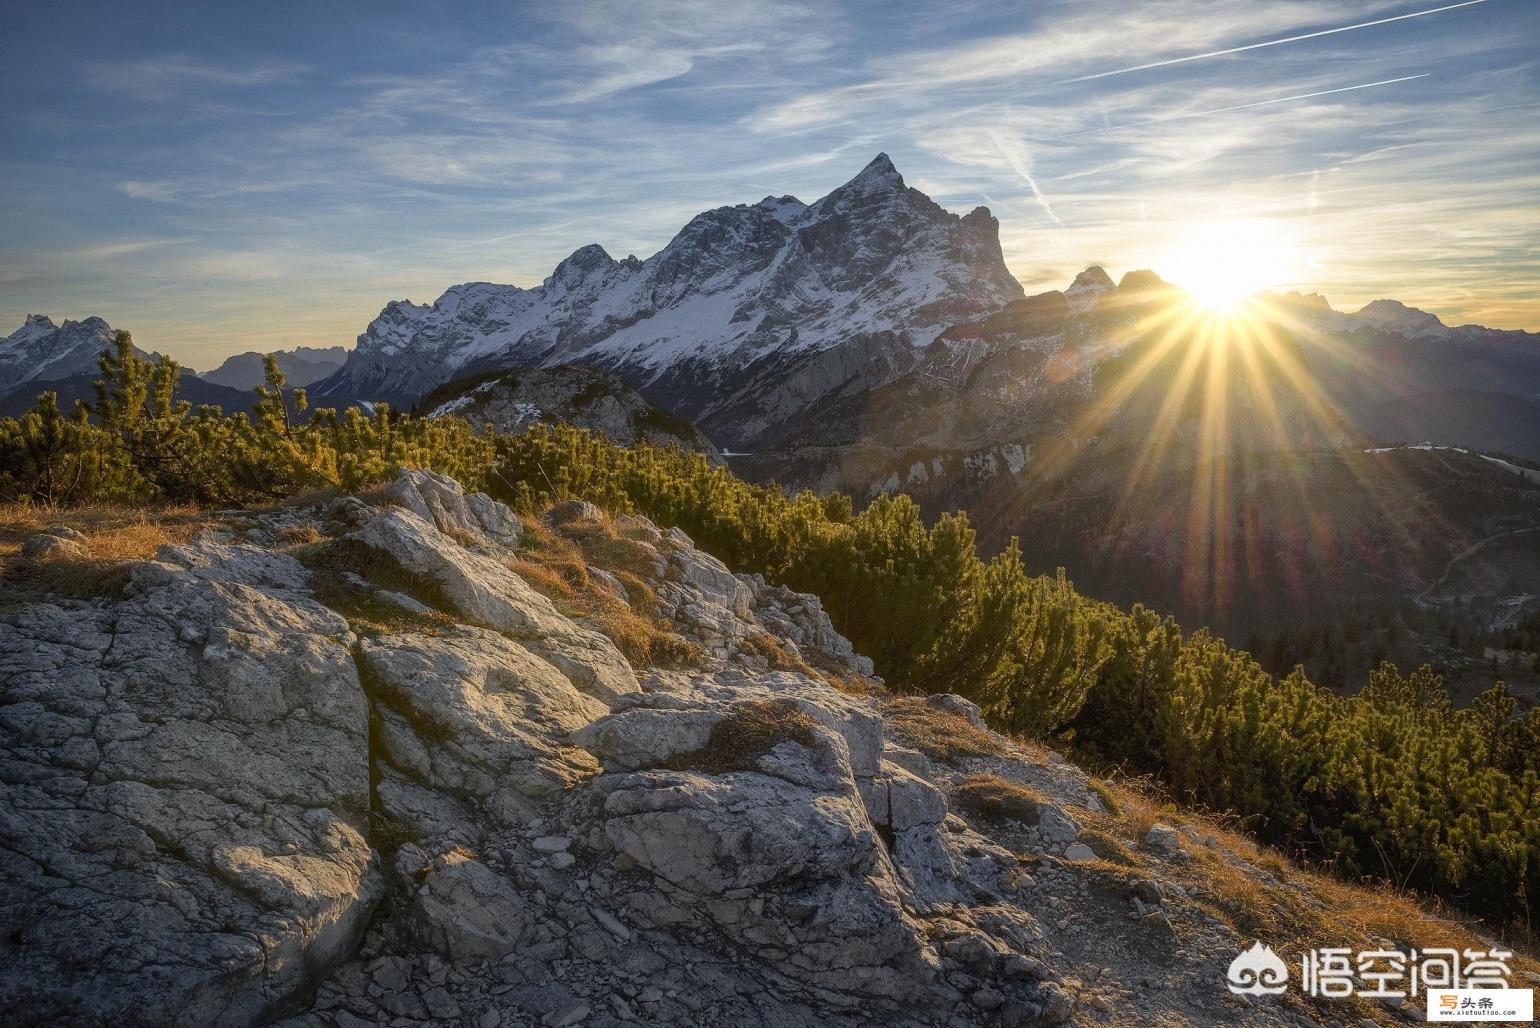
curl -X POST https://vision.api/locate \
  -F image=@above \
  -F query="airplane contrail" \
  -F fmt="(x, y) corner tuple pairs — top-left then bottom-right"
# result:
(987, 129), (1063, 225)
(1052, 74), (1432, 139)
(1058, 0), (1487, 84)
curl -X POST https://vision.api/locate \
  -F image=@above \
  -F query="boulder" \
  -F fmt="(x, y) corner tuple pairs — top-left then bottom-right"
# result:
(19, 533), (87, 558)
(1145, 823), (1183, 857)
(396, 846), (531, 961)
(0, 544), (380, 1025)
(383, 468), (522, 548)
(354, 509), (637, 702)
(926, 693), (987, 729)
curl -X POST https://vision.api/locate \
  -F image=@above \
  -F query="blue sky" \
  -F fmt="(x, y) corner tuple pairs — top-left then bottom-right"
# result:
(1, 0), (1537, 366)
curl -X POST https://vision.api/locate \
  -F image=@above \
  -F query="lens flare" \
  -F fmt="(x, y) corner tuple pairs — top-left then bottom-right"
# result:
(1159, 219), (1299, 312)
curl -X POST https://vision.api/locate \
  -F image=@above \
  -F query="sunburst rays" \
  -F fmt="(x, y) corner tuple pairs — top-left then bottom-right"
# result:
(1037, 289), (1440, 625)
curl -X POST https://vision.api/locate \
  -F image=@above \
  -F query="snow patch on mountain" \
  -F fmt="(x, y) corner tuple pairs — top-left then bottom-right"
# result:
(1354, 299), (1452, 340)
(314, 154), (1024, 442)
(0, 314), (130, 399)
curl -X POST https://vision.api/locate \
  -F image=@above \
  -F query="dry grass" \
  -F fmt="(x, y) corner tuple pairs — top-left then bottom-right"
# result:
(1088, 771), (1540, 968)
(0, 503), (200, 605)
(882, 696), (1010, 762)
(0, 502), (200, 556)
(803, 648), (884, 697)
(1080, 828), (1138, 866)
(277, 524), (323, 547)
(369, 812), (421, 853)
(738, 632), (816, 674)
(548, 501), (611, 538)
(506, 509), (702, 669)
(1087, 780), (1122, 818)
(953, 773), (1047, 825)
(571, 527), (662, 582)
(667, 700), (820, 774)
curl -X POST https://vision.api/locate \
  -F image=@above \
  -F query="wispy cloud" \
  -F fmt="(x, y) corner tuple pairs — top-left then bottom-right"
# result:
(1057, 0), (1487, 83)
(74, 239), (190, 260)
(1051, 74), (1433, 140)
(89, 55), (307, 98)
(1, 0), (1536, 358)
(984, 129), (1063, 226)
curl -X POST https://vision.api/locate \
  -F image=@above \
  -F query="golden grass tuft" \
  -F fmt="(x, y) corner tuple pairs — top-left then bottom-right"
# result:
(504, 506), (702, 669)
(1080, 828), (1138, 866)
(953, 772), (1047, 825)
(882, 696), (1009, 762)
(1086, 771), (1540, 968)
(666, 700), (819, 774)
(277, 523), (323, 547)
(0, 503), (200, 605)
(738, 632), (816, 674)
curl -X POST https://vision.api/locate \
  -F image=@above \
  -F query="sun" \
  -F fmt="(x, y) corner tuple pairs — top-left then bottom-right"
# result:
(1158, 218), (1299, 313)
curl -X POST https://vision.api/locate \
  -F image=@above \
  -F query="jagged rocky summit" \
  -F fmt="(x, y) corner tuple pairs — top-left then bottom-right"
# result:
(0, 315), (126, 397)
(312, 154), (1024, 446)
(2, 469), (1375, 1027)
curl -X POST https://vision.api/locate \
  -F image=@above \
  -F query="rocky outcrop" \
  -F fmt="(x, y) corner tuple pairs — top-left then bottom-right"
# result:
(0, 539), (379, 1025)
(1, 470), (1387, 1026)
(380, 468), (524, 549)
(419, 366), (723, 462)
(354, 507), (636, 704)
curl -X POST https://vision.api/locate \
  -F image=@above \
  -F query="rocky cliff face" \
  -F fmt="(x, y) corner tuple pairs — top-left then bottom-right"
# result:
(419, 366), (722, 462)
(312, 155), (1023, 446)
(0, 471), (1488, 1027)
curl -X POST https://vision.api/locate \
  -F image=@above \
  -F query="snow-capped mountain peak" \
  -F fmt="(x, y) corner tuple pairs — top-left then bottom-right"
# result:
(1354, 298), (1451, 339)
(836, 151), (904, 195)
(549, 244), (622, 291)
(11, 313), (57, 343)
(0, 314), (123, 394)
(314, 153), (1024, 445)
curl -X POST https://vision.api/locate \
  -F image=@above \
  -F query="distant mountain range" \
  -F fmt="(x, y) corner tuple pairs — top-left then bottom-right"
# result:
(0, 317), (343, 412)
(200, 346), (346, 390)
(293, 153), (1540, 463)
(0, 315), (259, 418)
(7, 154), (1536, 461)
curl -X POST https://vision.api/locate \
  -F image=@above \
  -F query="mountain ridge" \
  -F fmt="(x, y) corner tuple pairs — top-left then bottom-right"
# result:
(310, 153), (1023, 444)
(200, 346), (347, 390)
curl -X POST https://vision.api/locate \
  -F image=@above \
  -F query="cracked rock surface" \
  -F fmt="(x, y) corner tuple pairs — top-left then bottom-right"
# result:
(1, 471), (1338, 1027)
(0, 539), (379, 1025)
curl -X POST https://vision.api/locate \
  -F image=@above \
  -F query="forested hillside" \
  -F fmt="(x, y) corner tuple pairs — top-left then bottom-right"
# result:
(3, 333), (1537, 936)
